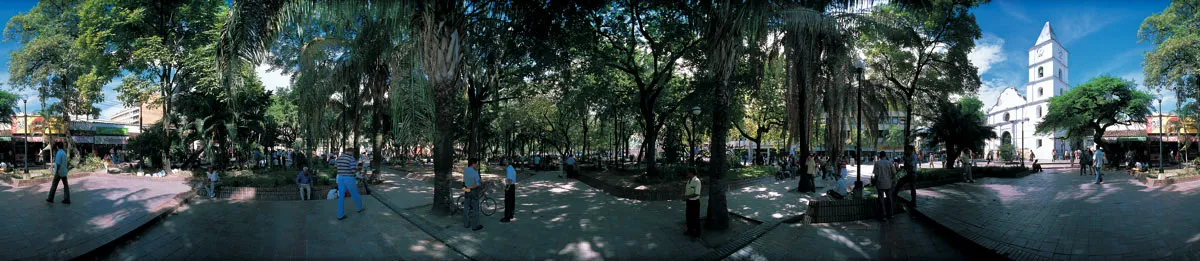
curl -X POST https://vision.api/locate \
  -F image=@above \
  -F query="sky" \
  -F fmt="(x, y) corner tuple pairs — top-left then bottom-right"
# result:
(0, 1), (1179, 119)
(968, 0), (1176, 113)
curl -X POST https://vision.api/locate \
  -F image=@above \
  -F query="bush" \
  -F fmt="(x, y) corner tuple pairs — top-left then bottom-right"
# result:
(999, 144), (1015, 161)
(71, 154), (104, 172)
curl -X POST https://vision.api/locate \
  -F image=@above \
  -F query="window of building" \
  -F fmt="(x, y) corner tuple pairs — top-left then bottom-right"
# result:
(1037, 139), (1042, 147)
(1004, 113), (1010, 122)
(1037, 106), (1043, 117)
(1038, 87), (1043, 97)
(1058, 69), (1062, 79)
(1038, 67), (1044, 78)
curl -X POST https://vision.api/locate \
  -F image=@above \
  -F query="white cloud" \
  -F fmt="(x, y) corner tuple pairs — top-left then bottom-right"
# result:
(995, 1), (1032, 23)
(1054, 10), (1122, 44)
(978, 78), (1014, 112)
(256, 63), (292, 92)
(99, 105), (130, 120)
(968, 34), (1007, 76)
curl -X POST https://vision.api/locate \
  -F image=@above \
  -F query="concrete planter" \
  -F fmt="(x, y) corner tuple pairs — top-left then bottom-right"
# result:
(11, 172), (93, 187)
(1144, 174), (1200, 187)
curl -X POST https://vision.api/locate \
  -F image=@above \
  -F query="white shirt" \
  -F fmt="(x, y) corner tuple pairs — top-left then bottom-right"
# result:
(685, 176), (702, 200)
(208, 171), (220, 182)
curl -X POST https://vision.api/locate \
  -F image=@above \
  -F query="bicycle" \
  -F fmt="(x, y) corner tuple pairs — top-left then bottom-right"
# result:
(457, 185), (500, 216)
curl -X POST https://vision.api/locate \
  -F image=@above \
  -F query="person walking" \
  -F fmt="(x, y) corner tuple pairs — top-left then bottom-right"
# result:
(564, 154), (577, 179)
(205, 167), (221, 198)
(1079, 149), (1092, 176)
(873, 152), (895, 220)
(960, 150), (975, 183)
(45, 148), (71, 204)
(463, 160), (484, 231)
(296, 167), (314, 200)
(684, 168), (702, 237)
(335, 148), (365, 220)
(1093, 147), (1106, 184)
(501, 160), (518, 223)
(1074, 149), (1081, 168)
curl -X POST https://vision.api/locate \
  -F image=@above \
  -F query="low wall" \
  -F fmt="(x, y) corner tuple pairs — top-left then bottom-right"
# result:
(574, 173), (777, 201)
(1145, 175), (1200, 187)
(11, 172), (94, 187)
(201, 183), (370, 201)
(804, 198), (879, 223)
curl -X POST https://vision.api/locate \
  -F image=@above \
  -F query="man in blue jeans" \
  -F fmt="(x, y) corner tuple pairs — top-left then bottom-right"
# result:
(1093, 147), (1106, 184)
(45, 148), (70, 204)
(462, 160), (483, 231)
(335, 148), (364, 220)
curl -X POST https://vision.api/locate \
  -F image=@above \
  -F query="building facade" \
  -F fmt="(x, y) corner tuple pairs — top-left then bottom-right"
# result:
(108, 96), (164, 126)
(984, 22), (1071, 160)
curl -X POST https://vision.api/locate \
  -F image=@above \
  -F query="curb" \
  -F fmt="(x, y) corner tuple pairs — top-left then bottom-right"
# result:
(370, 193), (478, 261)
(75, 185), (200, 260)
(898, 197), (1009, 260)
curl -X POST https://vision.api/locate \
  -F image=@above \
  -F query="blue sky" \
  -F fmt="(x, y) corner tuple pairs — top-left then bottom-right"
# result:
(0, 1), (1180, 118)
(970, 0), (1175, 112)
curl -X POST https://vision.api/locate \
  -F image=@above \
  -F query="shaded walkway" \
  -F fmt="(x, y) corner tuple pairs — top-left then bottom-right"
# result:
(0, 175), (190, 260)
(95, 197), (465, 260)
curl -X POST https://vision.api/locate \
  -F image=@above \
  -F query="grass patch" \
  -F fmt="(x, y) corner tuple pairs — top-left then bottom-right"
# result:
(727, 166), (776, 181)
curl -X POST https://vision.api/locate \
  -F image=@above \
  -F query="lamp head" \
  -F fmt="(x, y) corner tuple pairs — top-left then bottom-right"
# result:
(692, 106), (701, 116)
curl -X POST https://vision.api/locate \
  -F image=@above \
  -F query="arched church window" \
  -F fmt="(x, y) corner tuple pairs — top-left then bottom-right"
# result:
(1038, 67), (1044, 78)
(1058, 69), (1062, 79)
(1004, 113), (1010, 122)
(1037, 106), (1043, 117)
(1037, 139), (1042, 147)
(1038, 88), (1043, 97)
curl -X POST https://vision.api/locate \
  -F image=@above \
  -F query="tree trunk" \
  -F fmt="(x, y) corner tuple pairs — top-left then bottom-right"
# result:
(641, 103), (659, 176)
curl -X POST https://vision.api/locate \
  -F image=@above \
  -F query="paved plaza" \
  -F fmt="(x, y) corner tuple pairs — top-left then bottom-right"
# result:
(916, 168), (1200, 260)
(96, 197), (464, 260)
(0, 175), (191, 260)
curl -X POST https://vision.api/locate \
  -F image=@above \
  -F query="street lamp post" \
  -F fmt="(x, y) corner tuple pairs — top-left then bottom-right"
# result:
(853, 60), (865, 199)
(1159, 96), (1164, 173)
(691, 106), (701, 166)
(22, 99), (28, 175)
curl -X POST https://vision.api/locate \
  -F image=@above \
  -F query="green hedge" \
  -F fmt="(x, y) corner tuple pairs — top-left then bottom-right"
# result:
(216, 169), (338, 187)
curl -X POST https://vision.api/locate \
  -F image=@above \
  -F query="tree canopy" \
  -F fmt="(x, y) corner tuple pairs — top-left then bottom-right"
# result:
(1036, 75), (1153, 151)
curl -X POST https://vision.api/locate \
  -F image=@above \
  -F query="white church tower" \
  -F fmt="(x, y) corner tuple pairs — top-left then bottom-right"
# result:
(1024, 21), (1070, 160)
(984, 22), (1071, 161)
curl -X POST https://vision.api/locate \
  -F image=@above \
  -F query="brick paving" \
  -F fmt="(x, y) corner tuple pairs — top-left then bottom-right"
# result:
(0, 174), (191, 260)
(916, 168), (1200, 260)
(373, 168), (762, 260)
(725, 214), (983, 260)
(95, 197), (465, 260)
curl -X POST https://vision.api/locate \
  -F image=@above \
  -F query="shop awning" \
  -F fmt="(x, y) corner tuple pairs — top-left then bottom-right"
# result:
(1104, 137), (1147, 142)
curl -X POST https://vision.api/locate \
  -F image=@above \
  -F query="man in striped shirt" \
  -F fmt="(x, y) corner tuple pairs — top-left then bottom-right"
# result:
(335, 148), (365, 220)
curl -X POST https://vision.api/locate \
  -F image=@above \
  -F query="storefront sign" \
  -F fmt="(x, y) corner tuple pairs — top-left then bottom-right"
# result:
(71, 136), (93, 144)
(1146, 115), (1200, 134)
(11, 116), (66, 135)
(95, 126), (128, 135)
(95, 136), (127, 145)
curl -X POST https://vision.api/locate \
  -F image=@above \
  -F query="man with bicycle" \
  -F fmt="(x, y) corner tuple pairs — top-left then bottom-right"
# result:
(463, 160), (484, 231)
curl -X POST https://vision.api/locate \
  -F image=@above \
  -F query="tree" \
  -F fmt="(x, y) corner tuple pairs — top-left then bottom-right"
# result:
(1139, 0), (1200, 101)
(6, 0), (112, 161)
(579, 1), (700, 177)
(859, 0), (983, 204)
(918, 97), (996, 168)
(93, 0), (225, 174)
(1036, 76), (1153, 161)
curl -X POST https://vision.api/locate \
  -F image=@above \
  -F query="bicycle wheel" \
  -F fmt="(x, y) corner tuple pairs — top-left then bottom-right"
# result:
(481, 196), (498, 216)
(454, 194), (466, 215)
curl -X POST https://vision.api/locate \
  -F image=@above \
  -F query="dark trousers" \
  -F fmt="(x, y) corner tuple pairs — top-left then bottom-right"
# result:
(877, 188), (893, 219)
(686, 199), (700, 237)
(46, 175), (70, 202)
(504, 184), (516, 219)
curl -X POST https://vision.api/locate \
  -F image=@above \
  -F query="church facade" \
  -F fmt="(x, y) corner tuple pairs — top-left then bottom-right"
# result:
(984, 22), (1073, 161)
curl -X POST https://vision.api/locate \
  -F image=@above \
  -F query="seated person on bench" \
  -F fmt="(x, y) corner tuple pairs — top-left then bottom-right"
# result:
(825, 160), (849, 200)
